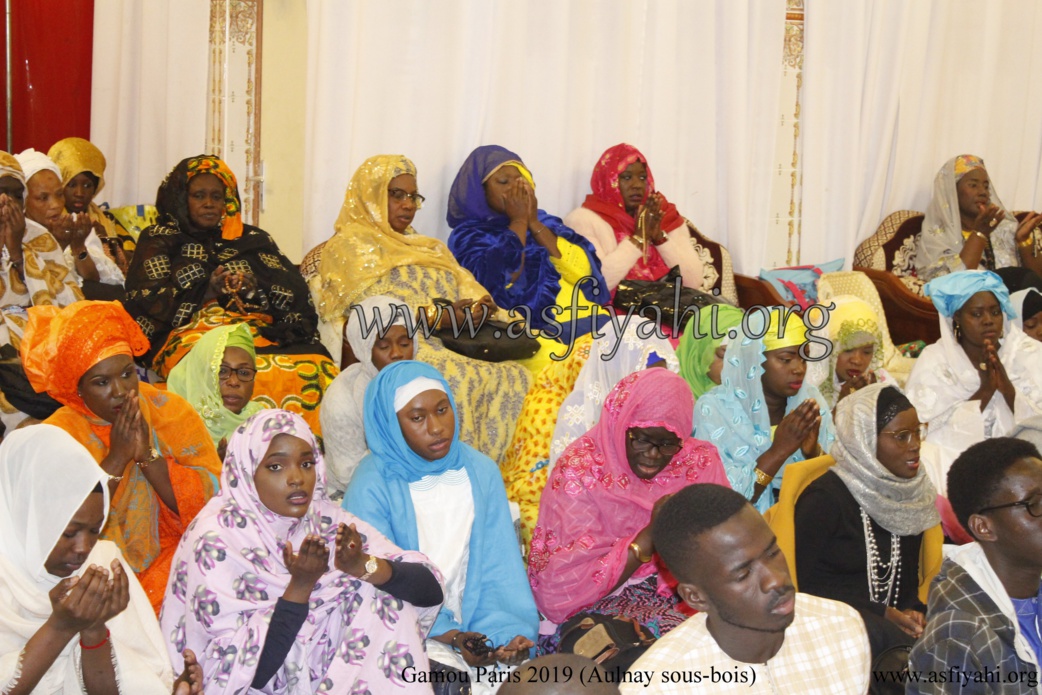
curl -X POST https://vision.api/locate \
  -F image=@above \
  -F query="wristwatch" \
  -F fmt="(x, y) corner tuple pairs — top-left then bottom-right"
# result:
(358, 555), (379, 582)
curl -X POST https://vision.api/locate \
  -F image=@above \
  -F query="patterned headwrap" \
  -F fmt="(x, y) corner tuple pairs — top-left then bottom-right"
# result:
(47, 137), (107, 193)
(20, 301), (150, 418)
(953, 154), (986, 180)
(0, 151), (25, 198)
(155, 155), (244, 241)
(762, 308), (808, 352)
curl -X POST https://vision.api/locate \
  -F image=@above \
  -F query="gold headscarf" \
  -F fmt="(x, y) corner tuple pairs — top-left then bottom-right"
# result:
(763, 309), (808, 352)
(47, 137), (106, 193)
(46, 138), (122, 242)
(313, 154), (488, 321)
(0, 151), (26, 197)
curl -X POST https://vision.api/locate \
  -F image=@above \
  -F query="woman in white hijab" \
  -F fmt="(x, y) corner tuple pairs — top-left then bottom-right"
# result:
(320, 295), (417, 494)
(915, 154), (1042, 282)
(0, 425), (190, 694)
(13, 149), (123, 288)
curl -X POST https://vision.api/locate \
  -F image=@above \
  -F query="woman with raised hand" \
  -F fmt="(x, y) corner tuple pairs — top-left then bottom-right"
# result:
(162, 409), (443, 693)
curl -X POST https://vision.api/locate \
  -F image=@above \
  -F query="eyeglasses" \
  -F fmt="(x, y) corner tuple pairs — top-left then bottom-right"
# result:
(627, 431), (683, 457)
(879, 424), (927, 446)
(977, 495), (1042, 518)
(388, 188), (425, 208)
(218, 366), (257, 382)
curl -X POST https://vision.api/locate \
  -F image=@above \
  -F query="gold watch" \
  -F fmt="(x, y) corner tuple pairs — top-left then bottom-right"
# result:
(136, 447), (161, 468)
(358, 555), (379, 582)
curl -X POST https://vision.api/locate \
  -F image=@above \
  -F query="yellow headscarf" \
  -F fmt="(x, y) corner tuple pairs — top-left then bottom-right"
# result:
(312, 154), (488, 321)
(762, 309), (808, 352)
(0, 151), (26, 197)
(46, 138), (123, 242)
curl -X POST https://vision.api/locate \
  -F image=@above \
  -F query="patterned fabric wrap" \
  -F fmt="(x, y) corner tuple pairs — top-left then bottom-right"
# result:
(20, 300), (150, 419)
(676, 304), (745, 400)
(581, 143), (685, 281)
(830, 383), (940, 536)
(160, 409), (441, 694)
(344, 360), (539, 646)
(151, 302), (338, 437)
(446, 145), (609, 335)
(694, 308), (835, 513)
(124, 155), (321, 363)
(166, 322), (265, 447)
(313, 154), (490, 321)
(528, 369), (729, 624)
(0, 150), (26, 197)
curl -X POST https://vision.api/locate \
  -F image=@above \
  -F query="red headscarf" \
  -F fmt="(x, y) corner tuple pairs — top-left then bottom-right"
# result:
(21, 301), (150, 419)
(582, 143), (685, 281)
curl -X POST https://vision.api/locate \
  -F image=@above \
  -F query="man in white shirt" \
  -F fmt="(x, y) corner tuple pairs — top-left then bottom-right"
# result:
(622, 483), (870, 694)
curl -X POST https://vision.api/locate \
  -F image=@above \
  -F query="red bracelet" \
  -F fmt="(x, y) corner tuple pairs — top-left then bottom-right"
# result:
(80, 629), (110, 650)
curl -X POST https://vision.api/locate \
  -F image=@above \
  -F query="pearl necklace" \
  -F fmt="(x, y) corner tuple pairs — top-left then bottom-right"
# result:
(861, 507), (901, 607)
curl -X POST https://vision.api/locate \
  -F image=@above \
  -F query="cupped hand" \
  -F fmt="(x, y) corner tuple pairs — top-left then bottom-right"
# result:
(494, 634), (534, 665)
(334, 523), (368, 576)
(48, 565), (112, 636)
(283, 535), (329, 589)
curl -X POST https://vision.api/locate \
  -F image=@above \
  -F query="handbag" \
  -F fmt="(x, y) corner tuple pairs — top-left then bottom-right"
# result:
(612, 266), (726, 333)
(558, 612), (656, 673)
(432, 298), (540, 363)
(428, 660), (473, 695)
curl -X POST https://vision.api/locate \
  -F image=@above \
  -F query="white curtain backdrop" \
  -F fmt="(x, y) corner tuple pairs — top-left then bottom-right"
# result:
(303, 0), (786, 273)
(801, 0), (1042, 268)
(90, 0), (210, 209)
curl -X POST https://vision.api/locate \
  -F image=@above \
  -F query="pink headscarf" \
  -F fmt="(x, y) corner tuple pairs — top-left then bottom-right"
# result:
(527, 370), (728, 624)
(160, 409), (441, 694)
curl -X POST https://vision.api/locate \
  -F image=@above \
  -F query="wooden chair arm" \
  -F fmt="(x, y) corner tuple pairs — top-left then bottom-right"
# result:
(853, 267), (939, 345)
(735, 273), (790, 309)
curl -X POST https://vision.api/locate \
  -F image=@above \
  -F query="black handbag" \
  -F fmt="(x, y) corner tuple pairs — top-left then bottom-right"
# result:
(558, 612), (656, 673)
(432, 298), (540, 363)
(612, 266), (726, 333)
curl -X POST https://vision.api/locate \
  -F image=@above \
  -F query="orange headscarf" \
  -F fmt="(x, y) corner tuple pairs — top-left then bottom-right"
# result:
(185, 155), (244, 240)
(21, 301), (150, 419)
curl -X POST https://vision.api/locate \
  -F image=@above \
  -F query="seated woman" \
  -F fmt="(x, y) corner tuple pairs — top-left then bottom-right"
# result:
(162, 409), (443, 693)
(123, 155), (336, 434)
(312, 154), (531, 463)
(20, 300), (222, 613)
(677, 303), (745, 400)
(15, 148), (124, 289)
(0, 424), (201, 694)
(916, 154), (1042, 282)
(344, 361), (538, 692)
(563, 143), (703, 291)
(503, 321), (676, 551)
(0, 152), (83, 430)
(816, 295), (894, 409)
(694, 308), (835, 513)
(166, 322), (263, 459)
(528, 369), (727, 647)
(446, 145), (610, 373)
(906, 269), (1042, 475)
(320, 295), (416, 494)
(795, 384), (938, 660)
(48, 136), (136, 272)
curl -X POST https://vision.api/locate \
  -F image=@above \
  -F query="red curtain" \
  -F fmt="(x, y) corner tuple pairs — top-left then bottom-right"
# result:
(0, 0), (94, 154)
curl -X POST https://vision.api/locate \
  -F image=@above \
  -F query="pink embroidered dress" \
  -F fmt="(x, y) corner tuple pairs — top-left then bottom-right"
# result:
(527, 369), (728, 636)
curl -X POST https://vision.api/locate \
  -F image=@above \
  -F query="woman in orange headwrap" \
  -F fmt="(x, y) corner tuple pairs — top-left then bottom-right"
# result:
(20, 300), (222, 613)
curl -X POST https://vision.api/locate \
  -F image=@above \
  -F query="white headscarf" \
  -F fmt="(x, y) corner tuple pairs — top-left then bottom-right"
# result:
(547, 318), (678, 474)
(831, 383), (939, 536)
(319, 295), (416, 492)
(13, 148), (61, 185)
(0, 425), (173, 693)
(917, 155), (1020, 282)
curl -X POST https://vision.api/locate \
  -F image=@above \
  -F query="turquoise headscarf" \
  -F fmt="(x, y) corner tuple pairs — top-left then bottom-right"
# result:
(167, 324), (263, 447)
(924, 269), (1015, 319)
(361, 360), (461, 482)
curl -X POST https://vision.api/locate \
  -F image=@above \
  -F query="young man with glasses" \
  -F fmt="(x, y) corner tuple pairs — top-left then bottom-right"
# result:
(909, 437), (1042, 693)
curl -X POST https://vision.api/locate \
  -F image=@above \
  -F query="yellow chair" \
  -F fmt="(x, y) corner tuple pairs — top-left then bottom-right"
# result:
(766, 454), (943, 604)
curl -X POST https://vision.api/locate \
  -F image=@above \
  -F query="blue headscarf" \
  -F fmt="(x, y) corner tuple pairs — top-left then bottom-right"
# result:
(693, 308), (835, 513)
(924, 269), (1015, 319)
(446, 145), (608, 341)
(345, 360), (539, 645)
